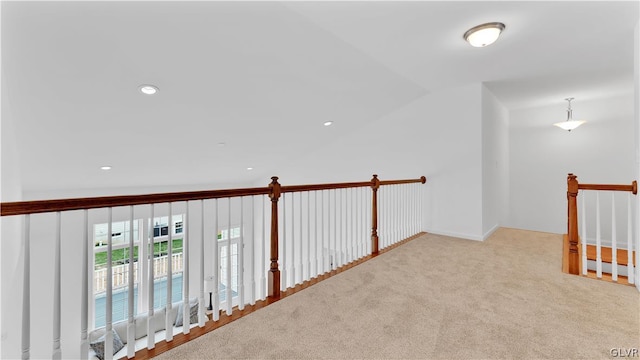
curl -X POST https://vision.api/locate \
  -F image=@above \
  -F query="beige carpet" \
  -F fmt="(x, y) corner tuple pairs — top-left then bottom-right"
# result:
(155, 228), (640, 359)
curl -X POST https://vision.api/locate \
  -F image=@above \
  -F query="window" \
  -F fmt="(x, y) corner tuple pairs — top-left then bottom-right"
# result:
(92, 214), (185, 329)
(217, 226), (241, 306)
(93, 220), (141, 328)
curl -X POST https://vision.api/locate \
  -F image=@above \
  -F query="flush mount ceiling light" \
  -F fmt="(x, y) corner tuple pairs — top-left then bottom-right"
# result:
(138, 84), (159, 95)
(100, 166), (112, 170)
(323, 121), (333, 126)
(463, 22), (505, 47)
(554, 98), (586, 131)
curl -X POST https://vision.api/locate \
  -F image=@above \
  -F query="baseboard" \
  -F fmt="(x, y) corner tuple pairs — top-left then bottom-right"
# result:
(424, 228), (483, 241)
(482, 224), (500, 241)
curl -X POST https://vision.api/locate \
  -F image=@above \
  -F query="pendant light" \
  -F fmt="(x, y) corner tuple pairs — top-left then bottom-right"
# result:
(554, 98), (586, 131)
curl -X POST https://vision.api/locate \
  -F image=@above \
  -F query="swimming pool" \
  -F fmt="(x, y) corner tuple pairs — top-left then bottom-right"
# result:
(94, 273), (235, 328)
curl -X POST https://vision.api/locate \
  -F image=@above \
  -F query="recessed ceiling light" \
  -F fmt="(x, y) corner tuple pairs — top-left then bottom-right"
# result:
(323, 121), (333, 126)
(139, 85), (159, 95)
(100, 166), (112, 170)
(464, 22), (505, 47)
(247, 167), (253, 171)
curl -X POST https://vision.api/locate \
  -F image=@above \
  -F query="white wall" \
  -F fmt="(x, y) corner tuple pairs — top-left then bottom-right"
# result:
(275, 83), (485, 240)
(1, 67), (25, 359)
(507, 94), (636, 234)
(481, 85), (509, 239)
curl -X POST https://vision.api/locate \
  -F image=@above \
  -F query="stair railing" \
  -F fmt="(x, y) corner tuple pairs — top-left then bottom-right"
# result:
(1, 174), (426, 360)
(564, 173), (637, 285)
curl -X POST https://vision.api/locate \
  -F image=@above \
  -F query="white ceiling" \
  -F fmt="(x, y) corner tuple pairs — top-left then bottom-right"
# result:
(2, 1), (638, 194)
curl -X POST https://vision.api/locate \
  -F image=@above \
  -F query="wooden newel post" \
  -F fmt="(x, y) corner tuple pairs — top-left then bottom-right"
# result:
(268, 176), (281, 298)
(371, 174), (380, 255)
(567, 173), (580, 275)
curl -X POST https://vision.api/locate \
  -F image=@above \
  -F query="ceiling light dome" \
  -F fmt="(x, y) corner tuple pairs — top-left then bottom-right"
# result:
(464, 22), (505, 47)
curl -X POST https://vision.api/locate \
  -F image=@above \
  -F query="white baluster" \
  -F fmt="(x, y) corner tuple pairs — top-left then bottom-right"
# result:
(356, 187), (361, 259)
(226, 198), (232, 315)
(380, 186), (384, 248)
(127, 206), (135, 356)
(390, 185), (394, 245)
(339, 189), (344, 266)
(250, 196), (256, 305)
(282, 193), (288, 290)
(22, 215), (31, 360)
(105, 209), (113, 359)
(388, 185), (392, 245)
(398, 185), (408, 241)
(628, 193), (635, 284)
(581, 191), (587, 276)
(307, 192), (311, 280)
(290, 194), (295, 286)
(261, 195), (266, 300)
(52, 212), (61, 359)
(352, 188), (356, 260)
(345, 189), (350, 262)
(344, 188), (348, 263)
(147, 204), (155, 350)
(330, 189), (344, 270)
(596, 192), (602, 278)
(183, 204), (190, 334)
(213, 199), (220, 321)
(378, 187), (383, 249)
(320, 191), (324, 274)
(166, 204), (173, 342)
(298, 192), (305, 284)
(358, 187), (368, 256)
(239, 197), (245, 310)
(81, 211), (89, 360)
(612, 193), (618, 281)
(199, 200), (206, 326)
(314, 191), (318, 277)
(401, 185), (405, 240)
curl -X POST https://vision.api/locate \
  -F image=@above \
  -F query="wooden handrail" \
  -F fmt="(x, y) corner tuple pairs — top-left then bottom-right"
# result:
(578, 181), (637, 194)
(1, 176), (428, 217)
(0, 187), (271, 217)
(279, 176), (426, 193)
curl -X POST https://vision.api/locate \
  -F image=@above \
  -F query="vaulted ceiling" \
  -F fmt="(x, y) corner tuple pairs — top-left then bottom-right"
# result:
(2, 1), (638, 193)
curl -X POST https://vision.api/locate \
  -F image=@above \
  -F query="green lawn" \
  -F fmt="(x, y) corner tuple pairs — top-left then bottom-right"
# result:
(95, 239), (183, 268)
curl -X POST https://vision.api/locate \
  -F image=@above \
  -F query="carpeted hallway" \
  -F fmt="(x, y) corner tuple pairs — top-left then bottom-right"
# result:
(155, 228), (640, 359)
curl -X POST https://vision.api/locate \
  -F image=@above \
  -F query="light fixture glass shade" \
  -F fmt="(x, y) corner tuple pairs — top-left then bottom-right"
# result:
(464, 22), (505, 47)
(139, 84), (159, 95)
(554, 120), (586, 131)
(205, 277), (214, 293)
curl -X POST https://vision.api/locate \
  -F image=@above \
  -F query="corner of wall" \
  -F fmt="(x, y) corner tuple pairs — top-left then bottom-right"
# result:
(480, 84), (509, 237)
